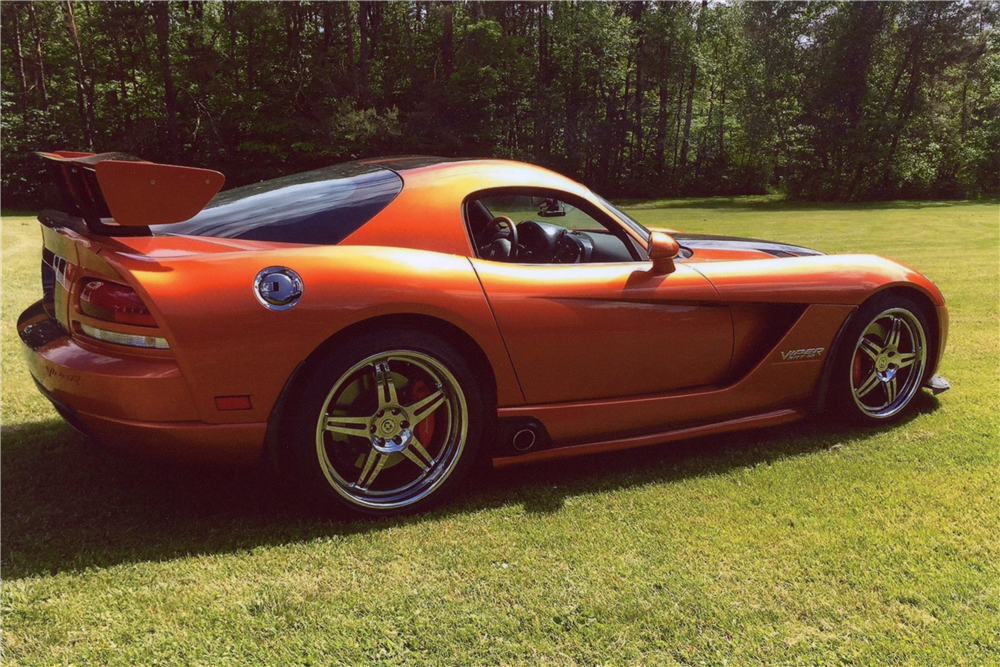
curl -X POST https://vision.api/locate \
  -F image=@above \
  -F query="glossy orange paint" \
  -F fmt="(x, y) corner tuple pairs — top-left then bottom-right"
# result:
(647, 230), (681, 273)
(110, 244), (525, 427)
(690, 254), (946, 306)
(471, 260), (731, 404)
(496, 304), (855, 445)
(82, 411), (266, 463)
(492, 408), (807, 468)
(20, 305), (198, 422)
(95, 160), (225, 227)
(38, 151), (226, 226)
(343, 160), (650, 254)
(19, 157), (949, 466)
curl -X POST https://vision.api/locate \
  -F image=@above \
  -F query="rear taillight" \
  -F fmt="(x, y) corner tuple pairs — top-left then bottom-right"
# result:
(79, 280), (158, 327)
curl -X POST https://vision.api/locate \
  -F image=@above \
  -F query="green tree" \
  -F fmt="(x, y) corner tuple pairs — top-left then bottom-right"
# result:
(1, 1), (996, 209)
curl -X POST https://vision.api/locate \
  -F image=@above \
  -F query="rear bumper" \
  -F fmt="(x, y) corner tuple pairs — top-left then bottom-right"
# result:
(18, 300), (264, 463)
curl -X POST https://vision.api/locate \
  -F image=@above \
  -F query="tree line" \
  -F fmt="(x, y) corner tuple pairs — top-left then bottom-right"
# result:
(2, 1), (998, 210)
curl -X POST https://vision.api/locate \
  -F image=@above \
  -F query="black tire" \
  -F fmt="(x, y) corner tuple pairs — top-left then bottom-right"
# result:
(828, 292), (933, 425)
(288, 328), (488, 518)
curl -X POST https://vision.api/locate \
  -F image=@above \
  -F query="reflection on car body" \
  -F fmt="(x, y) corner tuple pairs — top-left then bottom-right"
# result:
(19, 152), (949, 516)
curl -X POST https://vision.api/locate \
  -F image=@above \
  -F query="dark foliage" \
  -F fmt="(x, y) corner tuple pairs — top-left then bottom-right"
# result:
(2, 1), (997, 209)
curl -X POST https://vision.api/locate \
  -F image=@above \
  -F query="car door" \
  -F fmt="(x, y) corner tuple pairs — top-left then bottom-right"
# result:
(472, 261), (732, 404)
(467, 192), (733, 405)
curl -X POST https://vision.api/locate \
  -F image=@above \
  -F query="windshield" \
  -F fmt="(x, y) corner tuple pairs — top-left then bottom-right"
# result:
(595, 195), (649, 240)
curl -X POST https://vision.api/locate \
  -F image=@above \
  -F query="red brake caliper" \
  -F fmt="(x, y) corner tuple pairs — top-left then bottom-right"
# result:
(852, 347), (864, 386)
(408, 380), (436, 445)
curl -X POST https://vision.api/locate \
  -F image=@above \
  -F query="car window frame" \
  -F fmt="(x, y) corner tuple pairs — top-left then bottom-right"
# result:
(462, 187), (647, 264)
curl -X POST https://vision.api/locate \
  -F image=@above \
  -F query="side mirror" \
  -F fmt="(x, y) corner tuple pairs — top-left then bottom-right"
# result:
(648, 231), (680, 274)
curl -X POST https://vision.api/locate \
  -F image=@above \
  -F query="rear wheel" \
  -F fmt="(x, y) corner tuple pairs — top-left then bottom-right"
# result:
(830, 293), (931, 423)
(290, 330), (487, 517)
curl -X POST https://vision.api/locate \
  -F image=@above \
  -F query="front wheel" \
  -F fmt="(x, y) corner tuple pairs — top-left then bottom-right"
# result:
(830, 293), (931, 423)
(290, 330), (487, 517)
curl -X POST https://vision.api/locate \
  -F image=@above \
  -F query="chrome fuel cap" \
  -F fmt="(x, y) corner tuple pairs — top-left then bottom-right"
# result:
(254, 267), (303, 311)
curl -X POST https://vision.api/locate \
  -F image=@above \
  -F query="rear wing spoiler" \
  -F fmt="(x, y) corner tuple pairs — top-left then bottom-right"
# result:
(37, 151), (225, 236)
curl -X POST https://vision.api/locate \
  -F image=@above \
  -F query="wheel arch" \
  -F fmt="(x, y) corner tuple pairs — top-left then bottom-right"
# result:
(264, 312), (499, 474)
(873, 285), (942, 377)
(811, 285), (940, 414)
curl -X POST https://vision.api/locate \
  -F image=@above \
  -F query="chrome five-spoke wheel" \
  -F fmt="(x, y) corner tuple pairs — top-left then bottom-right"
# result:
(849, 308), (927, 419)
(315, 350), (470, 512)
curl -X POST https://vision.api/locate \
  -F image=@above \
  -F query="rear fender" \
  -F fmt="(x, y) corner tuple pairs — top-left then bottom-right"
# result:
(114, 245), (523, 425)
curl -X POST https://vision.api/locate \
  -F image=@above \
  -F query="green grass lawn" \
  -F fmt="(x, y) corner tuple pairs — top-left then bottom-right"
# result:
(2, 199), (998, 666)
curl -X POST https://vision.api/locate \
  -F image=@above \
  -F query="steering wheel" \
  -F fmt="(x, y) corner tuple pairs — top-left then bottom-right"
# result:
(478, 216), (518, 261)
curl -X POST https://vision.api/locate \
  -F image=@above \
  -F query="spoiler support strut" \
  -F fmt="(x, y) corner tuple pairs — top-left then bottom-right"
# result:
(37, 151), (225, 236)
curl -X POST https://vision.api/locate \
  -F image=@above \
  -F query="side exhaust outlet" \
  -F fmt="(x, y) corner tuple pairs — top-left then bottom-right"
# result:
(512, 426), (538, 452)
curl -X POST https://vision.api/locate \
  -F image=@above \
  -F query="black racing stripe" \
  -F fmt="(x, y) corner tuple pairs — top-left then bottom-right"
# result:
(673, 233), (823, 258)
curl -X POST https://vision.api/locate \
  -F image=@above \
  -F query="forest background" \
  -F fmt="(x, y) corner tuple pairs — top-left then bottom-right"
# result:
(2, 0), (998, 210)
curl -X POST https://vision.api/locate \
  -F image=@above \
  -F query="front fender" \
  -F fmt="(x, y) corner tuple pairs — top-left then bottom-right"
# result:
(690, 254), (946, 307)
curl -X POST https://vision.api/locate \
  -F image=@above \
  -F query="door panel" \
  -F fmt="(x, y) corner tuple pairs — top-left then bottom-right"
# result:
(472, 260), (733, 404)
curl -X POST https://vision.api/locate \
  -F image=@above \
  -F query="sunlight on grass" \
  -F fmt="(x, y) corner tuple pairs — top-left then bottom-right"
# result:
(2, 200), (998, 665)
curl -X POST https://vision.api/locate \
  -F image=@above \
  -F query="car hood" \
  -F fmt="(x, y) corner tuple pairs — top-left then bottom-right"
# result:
(669, 232), (824, 262)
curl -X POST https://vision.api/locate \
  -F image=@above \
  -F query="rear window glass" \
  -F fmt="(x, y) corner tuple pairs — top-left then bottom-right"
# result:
(152, 164), (403, 245)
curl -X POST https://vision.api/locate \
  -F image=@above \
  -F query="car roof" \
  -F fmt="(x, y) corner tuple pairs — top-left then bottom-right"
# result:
(338, 157), (631, 257)
(152, 156), (616, 256)
(359, 156), (579, 187)
(356, 156), (472, 172)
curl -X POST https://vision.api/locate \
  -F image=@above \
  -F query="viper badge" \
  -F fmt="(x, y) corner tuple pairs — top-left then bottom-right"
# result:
(780, 347), (825, 361)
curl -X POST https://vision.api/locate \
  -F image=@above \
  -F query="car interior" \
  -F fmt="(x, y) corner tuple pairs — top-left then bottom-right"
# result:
(465, 192), (645, 264)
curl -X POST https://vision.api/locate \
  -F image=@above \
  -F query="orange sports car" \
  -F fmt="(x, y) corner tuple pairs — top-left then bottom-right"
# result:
(18, 152), (950, 516)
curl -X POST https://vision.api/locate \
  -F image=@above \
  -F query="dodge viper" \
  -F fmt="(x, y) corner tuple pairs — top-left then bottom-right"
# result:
(18, 152), (950, 516)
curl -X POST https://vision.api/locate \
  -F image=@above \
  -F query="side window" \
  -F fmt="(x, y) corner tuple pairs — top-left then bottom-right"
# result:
(482, 195), (603, 231)
(468, 192), (639, 265)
